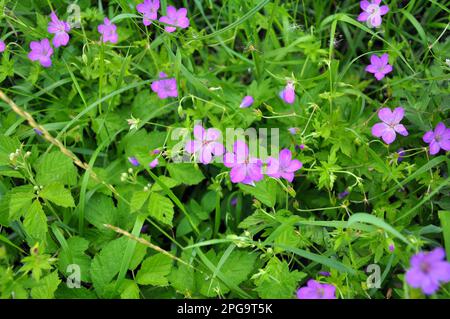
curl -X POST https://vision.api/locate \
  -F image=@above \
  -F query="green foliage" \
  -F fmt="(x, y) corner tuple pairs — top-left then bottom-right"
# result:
(0, 0), (449, 300)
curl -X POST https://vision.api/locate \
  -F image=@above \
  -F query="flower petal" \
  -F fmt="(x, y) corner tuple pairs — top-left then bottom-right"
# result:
(435, 122), (446, 135)
(380, 53), (389, 65)
(193, 124), (205, 141)
(206, 128), (221, 141)
(357, 12), (369, 22)
(429, 140), (441, 155)
(378, 108), (393, 123)
(379, 5), (389, 15)
(372, 122), (388, 137)
(285, 159), (303, 173)
(394, 124), (408, 136)
(381, 128), (396, 144)
(360, 0), (370, 11)
(422, 130), (435, 143)
(230, 165), (247, 183)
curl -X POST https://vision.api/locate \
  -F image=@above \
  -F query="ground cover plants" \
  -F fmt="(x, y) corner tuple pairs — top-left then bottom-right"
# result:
(0, 0), (449, 299)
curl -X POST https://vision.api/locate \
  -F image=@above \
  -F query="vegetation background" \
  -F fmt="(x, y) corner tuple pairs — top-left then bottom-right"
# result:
(0, 0), (449, 299)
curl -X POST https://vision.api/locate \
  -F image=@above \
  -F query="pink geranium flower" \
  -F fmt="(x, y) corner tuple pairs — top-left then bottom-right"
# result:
(240, 96), (254, 108)
(224, 141), (263, 185)
(423, 122), (450, 155)
(0, 40), (6, 53)
(266, 149), (303, 182)
(185, 124), (225, 164)
(371, 107), (409, 144)
(405, 247), (450, 295)
(47, 11), (71, 48)
(280, 81), (295, 104)
(98, 18), (118, 44)
(136, 0), (160, 26)
(28, 39), (54, 68)
(159, 6), (190, 33)
(151, 72), (178, 99)
(357, 0), (389, 28)
(366, 53), (393, 80)
(297, 279), (336, 299)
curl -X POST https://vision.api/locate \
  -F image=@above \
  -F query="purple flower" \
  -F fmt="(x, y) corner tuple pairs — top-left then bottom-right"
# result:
(357, 0), (389, 28)
(389, 244), (395, 252)
(396, 148), (405, 163)
(136, 0), (160, 26)
(288, 127), (299, 135)
(152, 149), (161, 154)
(371, 107), (408, 144)
(366, 53), (393, 81)
(240, 96), (254, 108)
(279, 82), (295, 104)
(34, 128), (43, 136)
(28, 39), (54, 68)
(159, 6), (190, 33)
(422, 122), (450, 155)
(224, 141), (263, 185)
(405, 247), (450, 295)
(149, 158), (159, 168)
(296, 279), (336, 299)
(151, 72), (178, 99)
(319, 271), (331, 277)
(98, 18), (118, 44)
(128, 156), (140, 166)
(185, 124), (224, 164)
(0, 40), (5, 53)
(338, 189), (350, 199)
(47, 11), (71, 48)
(231, 197), (238, 207)
(266, 149), (302, 183)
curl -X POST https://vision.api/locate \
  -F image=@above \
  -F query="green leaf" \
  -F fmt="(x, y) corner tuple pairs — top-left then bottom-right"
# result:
(348, 213), (410, 246)
(238, 179), (277, 207)
(58, 236), (92, 282)
(31, 271), (61, 299)
(151, 176), (181, 191)
(169, 251), (196, 296)
(196, 249), (257, 297)
(167, 163), (205, 186)
(136, 253), (173, 286)
(85, 194), (116, 229)
(438, 211), (450, 262)
(90, 237), (128, 296)
(148, 192), (174, 227)
(23, 200), (48, 244)
(0, 135), (20, 166)
(35, 151), (78, 186)
(254, 257), (306, 299)
(9, 185), (35, 220)
(40, 183), (75, 207)
(119, 279), (140, 299)
(130, 191), (150, 213)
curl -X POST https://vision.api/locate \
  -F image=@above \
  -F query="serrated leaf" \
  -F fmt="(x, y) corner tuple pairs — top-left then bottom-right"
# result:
(35, 151), (78, 186)
(196, 249), (257, 297)
(9, 185), (35, 220)
(130, 191), (150, 213)
(0, 135), (20, 166)
(31, 271), (61, 299)
(254, 257), (306, 299)
(40, 183), (75, 207)
(58, 236), (91, 282)
(23, 200), (48, 244)
(119, 279), (140, 299)
(238, 179), (277, 207)
(167, 163), (205, 186)
(148, 192), (174, 226)
(136, 253), (173, 286)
